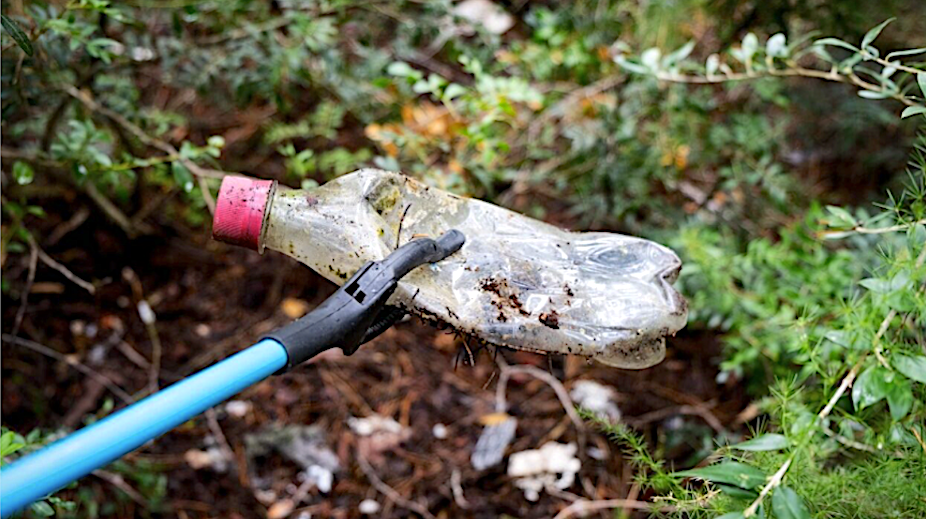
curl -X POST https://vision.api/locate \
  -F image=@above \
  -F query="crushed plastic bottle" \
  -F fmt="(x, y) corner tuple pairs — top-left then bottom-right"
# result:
(213, 169), (687, 368)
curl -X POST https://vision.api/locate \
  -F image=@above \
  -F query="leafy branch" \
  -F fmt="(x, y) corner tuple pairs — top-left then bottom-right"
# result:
(615, 18), (926, 116)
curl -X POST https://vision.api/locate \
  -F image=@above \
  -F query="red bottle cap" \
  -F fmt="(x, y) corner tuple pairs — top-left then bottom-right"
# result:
(212, 176), (275, 250)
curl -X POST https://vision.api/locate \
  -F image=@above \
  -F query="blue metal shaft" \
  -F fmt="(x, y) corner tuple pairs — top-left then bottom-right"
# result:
(0, 339), (289, 517)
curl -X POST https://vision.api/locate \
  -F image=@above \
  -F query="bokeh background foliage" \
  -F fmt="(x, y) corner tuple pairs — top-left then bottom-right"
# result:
(2, 0), (925, 518)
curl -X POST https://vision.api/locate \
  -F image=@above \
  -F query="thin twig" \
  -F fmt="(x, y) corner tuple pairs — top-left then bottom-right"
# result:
(115, 340), (152, 370)
(821, 426), (877, 453)
(450, 469), (469, 509)
(357, 455), (436, 519)
(744, 459), (792, 517)
(31, 236), (96, 294)
(64, 85), (230, 179)
(85, 182), (144, 237)
(494, 360), (587, 455)
(10, 239), (38, 337)
(198, 176), (216, 215)
(553, 498), (672, 519)
(626, 404), (725, 433)
(46, 206), (90, 246)
(204, 408), (237, 473)
(528, 74), (623, 138)
(92, 469), (148, 506)
(1, 334), (134, 404)
(911, 427), (926, 455)
(123, 268), (162, 394)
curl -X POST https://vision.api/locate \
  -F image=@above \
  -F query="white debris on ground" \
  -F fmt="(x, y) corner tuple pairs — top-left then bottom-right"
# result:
(136, 300), (156, 325)
(185, 433), (234, 472)
(225, 400), (252, 418)
(507, 442), (581, 501)
(184, 446), (231, 472)
(452, 0), (514, 35)
(302, 464), (334, 494)
(348, 414), (411, 462)
(570, 380), (622, 422)
(348, 415), (404, 436)
(244, 424), (341, 494)
(432, 423), (448, 439)
(358, 499), (381, 515)
(587, 446), (607, 460)
(471, 413), (518, 470)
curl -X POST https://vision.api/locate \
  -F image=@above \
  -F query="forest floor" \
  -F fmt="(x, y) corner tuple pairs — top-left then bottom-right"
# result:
(1, 195), (752, 518)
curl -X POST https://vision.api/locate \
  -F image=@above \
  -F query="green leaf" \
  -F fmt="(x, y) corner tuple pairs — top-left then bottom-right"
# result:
(886, 377), (913, 421)
(171, 162), (194, 193)
(857, 90), (892, 100)
(859, 277), (891, 292)
(766, 33), (787, 58)
(664, 41), (695, 66)
(716, 483), (758, 499)
(207, 135), (225, 149)
(443, 83), (467, 101)
(893, 354), (926, 384)
(861, 18), (894, 49)
(918, 73), (926, 99)
(814, 38), (859, 52)
(716, 512), (745, 519)
(885, 47), (926, 60)
(1, 14), (33, 56)
(12, 161), (34, 185)
(742, 33), (759, 59)
(901, 106), (926, 119)
(731, 433), (789, 451)
(30, 501), (54, 517)
(614, 56), (652, 75)
(674, 462), (767, 489)
(771, 486), (811, 519)
(852, 365), (890, 410)
(825, 205), (857, 226)
(386, 61), (422, 81)
(0, 431), (24, 457)
(641, 48), (662, 71)
(889, 271), (910, 291)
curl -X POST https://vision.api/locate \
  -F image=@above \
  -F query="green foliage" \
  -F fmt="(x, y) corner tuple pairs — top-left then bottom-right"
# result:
(1, 425), (167, 517)
(616, 18), (926, 115)
(1, 428), (77, 515)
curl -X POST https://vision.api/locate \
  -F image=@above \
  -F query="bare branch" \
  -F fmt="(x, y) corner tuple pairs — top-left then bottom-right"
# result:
(1, 334), (134, 404)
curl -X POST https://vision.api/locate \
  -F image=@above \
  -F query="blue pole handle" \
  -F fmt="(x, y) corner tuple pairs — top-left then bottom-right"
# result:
(0, 339), (289, 517)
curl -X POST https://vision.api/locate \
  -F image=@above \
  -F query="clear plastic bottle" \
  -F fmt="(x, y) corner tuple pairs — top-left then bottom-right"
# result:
(213, 169), (687, 368)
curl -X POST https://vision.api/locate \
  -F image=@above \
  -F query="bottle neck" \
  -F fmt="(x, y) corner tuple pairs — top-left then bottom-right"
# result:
(261, 186), (387, 285)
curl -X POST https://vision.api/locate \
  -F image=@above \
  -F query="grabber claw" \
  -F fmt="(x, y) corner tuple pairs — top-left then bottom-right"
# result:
(265, 229), (466, 370)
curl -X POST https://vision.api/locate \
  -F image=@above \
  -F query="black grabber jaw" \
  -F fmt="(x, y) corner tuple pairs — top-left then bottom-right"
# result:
(264, 230), (465, 372)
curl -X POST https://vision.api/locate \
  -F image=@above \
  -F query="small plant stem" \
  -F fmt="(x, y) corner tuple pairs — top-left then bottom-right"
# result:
(28, 235), (95, 294)
(868, 53), (923, 75)
(10, 234), (38, 338)
(744, 458), (792, 517)
(494, 360), (587, 454)
(820, 218), (926, 237)
(653, 65), (919, 107)
(911, 427), (926, 455)
(553, 498), (674, 519)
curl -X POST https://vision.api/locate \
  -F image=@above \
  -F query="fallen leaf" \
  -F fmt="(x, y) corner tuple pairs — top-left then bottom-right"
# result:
(266, 499), (294, 519)
(281, 297), (309, 319)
